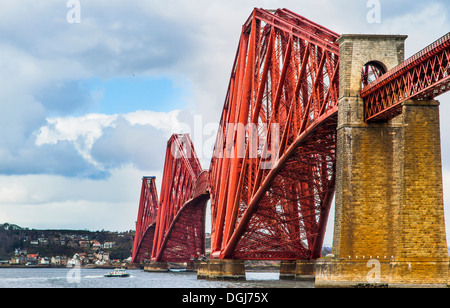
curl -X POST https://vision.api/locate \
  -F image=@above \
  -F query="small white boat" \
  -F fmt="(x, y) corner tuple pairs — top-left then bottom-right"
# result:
(104, 268), (130, 278)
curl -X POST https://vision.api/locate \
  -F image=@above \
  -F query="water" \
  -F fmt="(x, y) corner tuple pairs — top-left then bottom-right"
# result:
(0, 268), (314, 288)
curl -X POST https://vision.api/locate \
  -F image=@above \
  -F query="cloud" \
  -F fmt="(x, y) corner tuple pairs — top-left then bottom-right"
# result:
(90, 117), (167, 171)
(36, 113), (117, 168)
(0, 164), (160, 231)
(34, 110), (182, 178)
(0, 0), (218, 179)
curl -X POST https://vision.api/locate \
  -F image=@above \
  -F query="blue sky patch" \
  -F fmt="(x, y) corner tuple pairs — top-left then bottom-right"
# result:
(83, 75), (191, 115)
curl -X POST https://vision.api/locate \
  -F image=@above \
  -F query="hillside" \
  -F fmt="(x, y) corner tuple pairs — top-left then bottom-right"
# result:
(0, 223), (135, 260)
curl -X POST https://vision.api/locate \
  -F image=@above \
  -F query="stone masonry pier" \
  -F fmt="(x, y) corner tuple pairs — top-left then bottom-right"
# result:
(315, 35), (449, 287)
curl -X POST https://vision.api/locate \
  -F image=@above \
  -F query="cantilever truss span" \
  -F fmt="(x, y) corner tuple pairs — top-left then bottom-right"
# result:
(208, 8), (340, 260)
(132, 134), (208, 263)
(132, 176), (158, 263)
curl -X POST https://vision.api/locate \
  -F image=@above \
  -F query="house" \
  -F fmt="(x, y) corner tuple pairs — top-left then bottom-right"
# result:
(14, 248), (27, 256)
(95, 251), (109, 262)
(27, 253), (38, 260)
(67, 240), (78, 248)
(103, 242), (115, 249)
(79, 240), (90, 248)
(10, 256), (24, 265)
(67, 253), (81, 267)
(38, 238), (48, 245)
(51, 256), (67, 266)
(95, 259), (106, 265)
(26, 254), (39, 266)
(124, 257), (132, 264)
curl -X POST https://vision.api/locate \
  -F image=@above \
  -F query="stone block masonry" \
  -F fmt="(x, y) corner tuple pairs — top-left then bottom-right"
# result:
(197, 259), (246, 280)
(332, 35), (407, 264)
(316, 35), (449, 287)
(389, 100), (449, 286)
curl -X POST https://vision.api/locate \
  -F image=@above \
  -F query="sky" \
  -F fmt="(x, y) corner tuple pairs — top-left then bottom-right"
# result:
(0, 0), (450, 247)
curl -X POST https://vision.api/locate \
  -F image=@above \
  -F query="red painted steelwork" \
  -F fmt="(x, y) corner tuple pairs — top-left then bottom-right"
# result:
(151, 134), (206, 262)
(132, 135), (208, 263)
(156, 193), (209, 262)
(132, 176), (158, 263)
(361, 32), (450, 121)
(208, 8), (339, 260)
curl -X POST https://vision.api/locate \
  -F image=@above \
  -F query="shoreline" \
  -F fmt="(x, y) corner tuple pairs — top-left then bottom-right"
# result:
(0, 264), (137, 269)
(0, 264), (280, 272)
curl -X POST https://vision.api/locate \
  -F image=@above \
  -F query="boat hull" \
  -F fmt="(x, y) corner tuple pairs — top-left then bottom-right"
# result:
(104, 274), (130, 277)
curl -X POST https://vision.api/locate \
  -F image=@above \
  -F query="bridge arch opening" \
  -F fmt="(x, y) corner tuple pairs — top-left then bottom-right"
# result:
(361, 61), (386, 89)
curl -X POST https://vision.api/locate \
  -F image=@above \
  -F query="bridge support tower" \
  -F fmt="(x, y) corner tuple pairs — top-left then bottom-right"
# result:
(316, 35), (449, 287)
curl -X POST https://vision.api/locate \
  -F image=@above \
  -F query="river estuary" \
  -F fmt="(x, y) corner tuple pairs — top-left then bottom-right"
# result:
(0, 267), (314, 288)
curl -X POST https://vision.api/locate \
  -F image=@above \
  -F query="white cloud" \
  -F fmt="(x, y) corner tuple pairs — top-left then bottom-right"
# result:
(34, 110), (183, 174)
(36, 114), (117, 167)
(122, 110), (182, 132)
(0, 164), (162, 231)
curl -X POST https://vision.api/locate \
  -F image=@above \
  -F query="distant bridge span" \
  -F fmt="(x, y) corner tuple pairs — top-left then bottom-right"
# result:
(132, 134), (208, 263)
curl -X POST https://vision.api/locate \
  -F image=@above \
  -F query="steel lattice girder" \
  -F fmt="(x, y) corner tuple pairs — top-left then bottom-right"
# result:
(158, 194), (209, 262)
(361, 32), (450, 122)
(132, 176), (159, 263)
(151, 134), (205, 262)
(208, 8), (340, 260)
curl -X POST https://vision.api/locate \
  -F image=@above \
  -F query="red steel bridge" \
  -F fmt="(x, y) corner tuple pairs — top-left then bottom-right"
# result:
(132, 8), (450, 263)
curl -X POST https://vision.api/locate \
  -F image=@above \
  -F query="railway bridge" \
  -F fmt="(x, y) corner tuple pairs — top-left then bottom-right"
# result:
(132, 8), (450, 287)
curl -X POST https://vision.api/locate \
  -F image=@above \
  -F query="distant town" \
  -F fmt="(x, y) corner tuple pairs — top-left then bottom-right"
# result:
(0, 223), (135, 268)
(0, 223), (335, 270)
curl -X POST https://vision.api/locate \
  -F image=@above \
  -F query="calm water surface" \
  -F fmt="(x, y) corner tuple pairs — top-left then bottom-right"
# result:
(0, 268), (314, 288)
